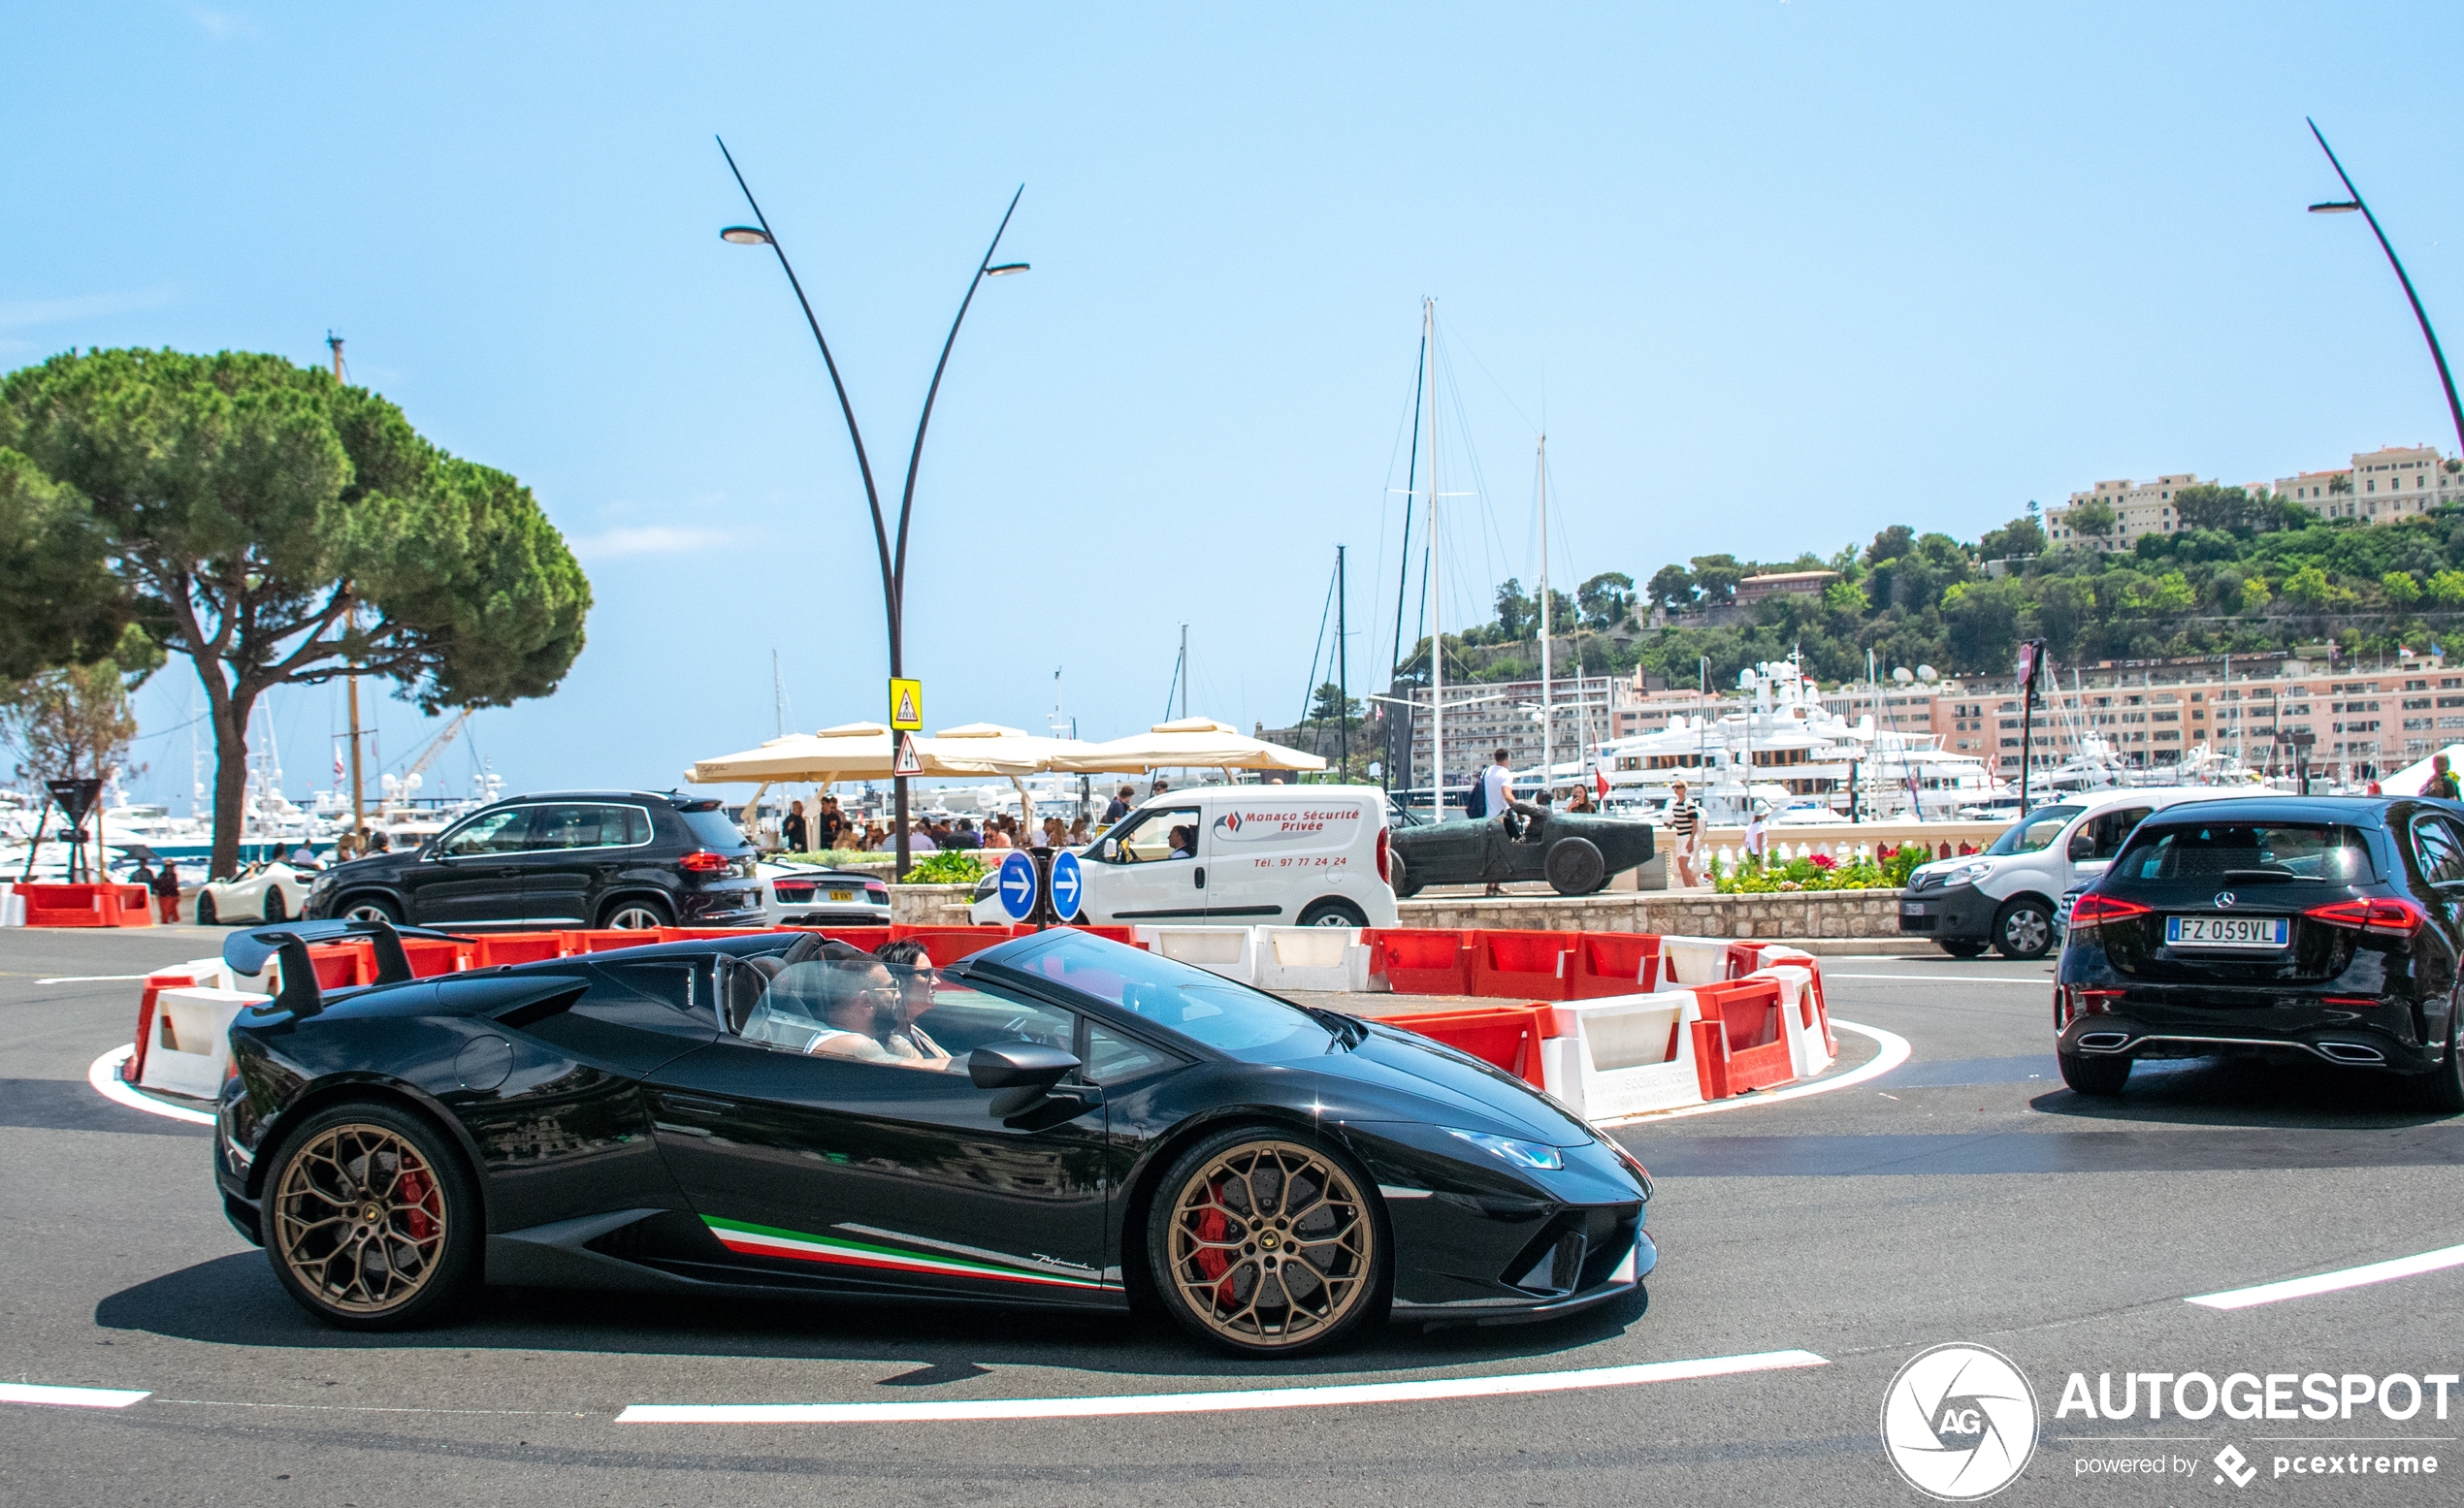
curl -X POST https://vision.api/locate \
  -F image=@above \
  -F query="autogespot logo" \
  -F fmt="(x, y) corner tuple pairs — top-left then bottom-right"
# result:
(1881, 1343), (2041, 1500)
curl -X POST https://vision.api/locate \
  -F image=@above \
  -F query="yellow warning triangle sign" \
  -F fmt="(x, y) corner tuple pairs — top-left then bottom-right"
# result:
(894, 687), (919, 725)
(892, 731), (924, 776)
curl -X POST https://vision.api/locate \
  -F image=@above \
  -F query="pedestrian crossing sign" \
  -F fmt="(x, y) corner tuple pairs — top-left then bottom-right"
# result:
(889, 678), (924, 731)
(892, 731), (924, 776)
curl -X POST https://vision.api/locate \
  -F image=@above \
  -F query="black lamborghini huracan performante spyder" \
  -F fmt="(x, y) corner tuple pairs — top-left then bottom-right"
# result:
(211, 921), (1654, 1355)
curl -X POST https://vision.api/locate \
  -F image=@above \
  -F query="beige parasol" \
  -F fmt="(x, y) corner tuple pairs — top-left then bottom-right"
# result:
(1046, 717), (1327, 775)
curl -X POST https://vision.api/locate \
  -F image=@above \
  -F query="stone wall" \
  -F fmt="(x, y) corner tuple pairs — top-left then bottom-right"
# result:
(890, 883), (977, 927)
(1401, 887), (1909, 941)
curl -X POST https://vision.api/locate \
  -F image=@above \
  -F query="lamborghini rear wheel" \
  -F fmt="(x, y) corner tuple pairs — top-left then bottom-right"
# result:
(263, 1103), (478, 1330)
(1148, 1128), (1383, 1356)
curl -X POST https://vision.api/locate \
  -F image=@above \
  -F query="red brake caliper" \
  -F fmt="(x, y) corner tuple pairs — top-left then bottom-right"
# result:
(1194, 1176), (1232, 1299)
(398, 1162), (435, 1242)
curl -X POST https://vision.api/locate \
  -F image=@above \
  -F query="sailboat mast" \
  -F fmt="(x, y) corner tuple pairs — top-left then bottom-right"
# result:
(1425, 298), (1443, 817)
(1538, 433), (1552, 796)
(1336, 545), (1349, 774)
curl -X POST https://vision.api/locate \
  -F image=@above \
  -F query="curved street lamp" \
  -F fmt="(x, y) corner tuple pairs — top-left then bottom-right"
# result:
(2306, 118), (2464, 459)
(716, 139), (1027, 876)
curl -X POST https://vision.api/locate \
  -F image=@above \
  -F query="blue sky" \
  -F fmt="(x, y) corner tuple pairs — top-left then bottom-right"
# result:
(6, 3), (2463, 812)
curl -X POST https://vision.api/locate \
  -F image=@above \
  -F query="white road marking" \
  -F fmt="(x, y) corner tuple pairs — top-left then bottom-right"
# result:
(36, 975), (149, 984)
(617, 1348), (1830, 1424)
(1826, 974), (2045, 985)
(1599, 1019), (1912, 1126)
(2186, 1242), (2464, 1309)
(86, 1045), (217, 1127)
(0, 1383), (151, 1409)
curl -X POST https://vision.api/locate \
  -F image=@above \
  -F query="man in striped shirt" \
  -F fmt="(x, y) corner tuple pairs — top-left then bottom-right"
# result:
(1667, 780), (1703, 888)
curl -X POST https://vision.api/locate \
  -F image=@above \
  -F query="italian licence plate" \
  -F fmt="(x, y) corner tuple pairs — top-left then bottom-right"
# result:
(829, 889), (855, 902)
(2165, 914), (2287, 949)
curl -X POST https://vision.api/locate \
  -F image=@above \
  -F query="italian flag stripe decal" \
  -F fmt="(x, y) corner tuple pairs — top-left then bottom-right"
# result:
(702, 1216), (1105, 1289)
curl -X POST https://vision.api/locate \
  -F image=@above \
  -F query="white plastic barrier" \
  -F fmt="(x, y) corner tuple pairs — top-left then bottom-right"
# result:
(138, 986), (257, 1098)
(0, 882), (20, 927)
(1539, 989), (1707, 1120)
(1130, 925), (1258, 985)
(1251, 927), (1373, 992)
(1660, 935), (1733, 986)
(1743, 944), (1835, 1059)
(1748, 964), (1835, 1079)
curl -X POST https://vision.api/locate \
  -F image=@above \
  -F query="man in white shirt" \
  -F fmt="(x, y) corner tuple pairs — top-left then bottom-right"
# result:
(1479, 750), (1517, 894)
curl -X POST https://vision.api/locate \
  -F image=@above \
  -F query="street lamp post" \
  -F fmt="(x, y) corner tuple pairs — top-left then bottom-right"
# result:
(717, 138), (1027, 878)
(2306, 118), (2464, 459)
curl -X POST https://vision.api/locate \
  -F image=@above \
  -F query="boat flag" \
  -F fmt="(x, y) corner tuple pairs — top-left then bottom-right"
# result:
(1594, 765), (1609, 802)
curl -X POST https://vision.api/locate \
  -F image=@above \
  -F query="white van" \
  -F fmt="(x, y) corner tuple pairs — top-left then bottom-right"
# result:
(969, 785), (1399, 929)
(1897, 786), (2254, 959)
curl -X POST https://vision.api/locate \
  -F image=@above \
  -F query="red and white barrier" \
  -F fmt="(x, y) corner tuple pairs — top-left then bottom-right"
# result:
(1251, 927), (1373, 992)
(1132, 925), (1259, 984)
(1538, 990), (1707, 1119)
(137, 986), (257, 1098)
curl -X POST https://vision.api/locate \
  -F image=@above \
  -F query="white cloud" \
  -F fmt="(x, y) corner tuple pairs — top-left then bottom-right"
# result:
(568, 524), (736, 560)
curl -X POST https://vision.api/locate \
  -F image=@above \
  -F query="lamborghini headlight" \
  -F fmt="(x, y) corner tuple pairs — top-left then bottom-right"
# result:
(1446, 1128), (1565, 1171)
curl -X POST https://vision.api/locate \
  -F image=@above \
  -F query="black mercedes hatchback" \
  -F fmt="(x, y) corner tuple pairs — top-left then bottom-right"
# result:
(2056, 795), (2464, 1109)
(303, 790), (762, 932)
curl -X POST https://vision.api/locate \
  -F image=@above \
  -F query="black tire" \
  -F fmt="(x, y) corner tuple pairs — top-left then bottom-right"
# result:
(1543, 837), (1606, 896)
(341, 895), (402, 925)
(600, 896), (673, 930)
(2059, 1050), (2132, 1097)
(262, 887), (286, 922)
(196, 892), (218, 926)
(260, 1101), (480, 1331)
(1296, 898), (1369, 928)
(1940, 940), (1989, 959)
(1992, 897), (2056, 960)
(1391, 853), (1424, 899)
(1146, 1126), (1386, 1358)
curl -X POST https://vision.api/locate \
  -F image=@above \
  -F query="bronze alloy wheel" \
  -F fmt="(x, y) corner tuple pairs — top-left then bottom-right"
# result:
(272, 1122), (451, 1317)
(1158, 1137), (1378, 1352)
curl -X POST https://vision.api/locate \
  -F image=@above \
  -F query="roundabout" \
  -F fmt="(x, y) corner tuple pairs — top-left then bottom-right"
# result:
(4, 926), (2461, 1505)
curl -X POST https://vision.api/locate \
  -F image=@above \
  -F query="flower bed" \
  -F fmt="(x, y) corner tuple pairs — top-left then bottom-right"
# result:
(1713, 843), (1926, 894)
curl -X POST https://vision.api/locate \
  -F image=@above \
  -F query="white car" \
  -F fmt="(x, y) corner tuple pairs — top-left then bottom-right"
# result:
(197, 860), (319, 925)
(758, 860), (891, 927)
(970, 784), (1399, 929)
(1897, 786), (2252, 959)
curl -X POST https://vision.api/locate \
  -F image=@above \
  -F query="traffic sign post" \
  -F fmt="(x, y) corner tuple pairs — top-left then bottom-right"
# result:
(889, 678), (924, 731)
(893, 732), (924, 776)
(994, 850), (1039, 923)
(1049, 850), (1084, 925)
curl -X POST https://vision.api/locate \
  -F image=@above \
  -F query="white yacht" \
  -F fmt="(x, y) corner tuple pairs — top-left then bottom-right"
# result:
(1595, 658), (2004, 823)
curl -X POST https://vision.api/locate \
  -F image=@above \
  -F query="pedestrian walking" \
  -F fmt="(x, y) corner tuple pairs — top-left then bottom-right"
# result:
(1744, 804), (1771, 867)
(782, 799), (810, 853)
(1667, 781), (1703, 888)
(815, 795), (848, 850)
(151, 859), (182, 923)
(1103, 785), (1135, 823)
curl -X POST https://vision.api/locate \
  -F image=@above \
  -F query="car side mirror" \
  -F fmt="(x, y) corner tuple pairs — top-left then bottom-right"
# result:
(968, 1043), (1080, 1091)
(1099, 838), (1118, 860)
(2068, 832), (2095, 861)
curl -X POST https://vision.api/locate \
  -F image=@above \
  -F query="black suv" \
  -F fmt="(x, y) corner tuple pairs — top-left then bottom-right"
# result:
(304, 790), (762, 931)
(2057, 794), (2464, 1109)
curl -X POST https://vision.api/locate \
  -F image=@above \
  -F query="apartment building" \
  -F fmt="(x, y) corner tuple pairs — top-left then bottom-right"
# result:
(2044, 473), (2208, 550)
(2273, 445), (2462, 522)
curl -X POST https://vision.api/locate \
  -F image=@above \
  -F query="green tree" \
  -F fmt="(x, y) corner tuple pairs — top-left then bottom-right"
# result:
(1307, 681), (1361, 723)
(2383, 570), (2423, 607)
(2240, 574), (2272, 614)
(1864, 525), (1916, 564)
(2067, 498), (2118, 538)
(1689, 554), (1744, 606)
(1647, 563), (1695, 610)
(1940, 579), (2021, 674)
(2430, 569), (2464, 609)
(1821, 577), (1870, 615)
(0, 349), (592, 877)
(1575, 571), (1634, 630)
(1977, 515), (2047, 561)
(0, 449), (125, 681)
(2284, 564), (2333, 611)
(1489, 578), (1535, 641)
(2172, 484), (2261, 533)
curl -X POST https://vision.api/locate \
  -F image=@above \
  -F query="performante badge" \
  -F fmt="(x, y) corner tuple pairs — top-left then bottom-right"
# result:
(1880, 1343), (2038, 1500)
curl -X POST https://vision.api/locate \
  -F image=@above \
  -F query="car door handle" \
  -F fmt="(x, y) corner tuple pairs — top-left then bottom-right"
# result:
(1194, 866), (1206, 889)
(659, 1091), (732, 1115)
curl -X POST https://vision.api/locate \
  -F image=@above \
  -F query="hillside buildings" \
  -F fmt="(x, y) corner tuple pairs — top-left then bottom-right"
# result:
(2045, 445), (2463, 548)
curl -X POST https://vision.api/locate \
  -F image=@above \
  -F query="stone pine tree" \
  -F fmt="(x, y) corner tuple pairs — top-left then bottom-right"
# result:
(0, 348), (592, 877)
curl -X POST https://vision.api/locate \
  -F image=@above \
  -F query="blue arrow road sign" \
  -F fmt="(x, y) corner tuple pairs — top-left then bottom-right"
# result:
(1049, 850), (1084, 920)
(996, 850), (1039, 922)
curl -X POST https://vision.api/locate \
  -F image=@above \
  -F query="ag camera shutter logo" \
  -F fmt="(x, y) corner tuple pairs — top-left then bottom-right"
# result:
(1880, 1343), (2040, 1500)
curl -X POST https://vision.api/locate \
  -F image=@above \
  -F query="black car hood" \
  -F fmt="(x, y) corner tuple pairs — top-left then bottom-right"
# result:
(1294, 1025), (1592, 1145)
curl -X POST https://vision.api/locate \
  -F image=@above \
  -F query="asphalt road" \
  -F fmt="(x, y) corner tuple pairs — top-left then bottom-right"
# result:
(4, 926), (2460, 1506)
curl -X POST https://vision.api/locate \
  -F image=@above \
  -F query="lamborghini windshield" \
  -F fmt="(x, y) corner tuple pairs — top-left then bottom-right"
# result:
(989, 930), (1337, 1062)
